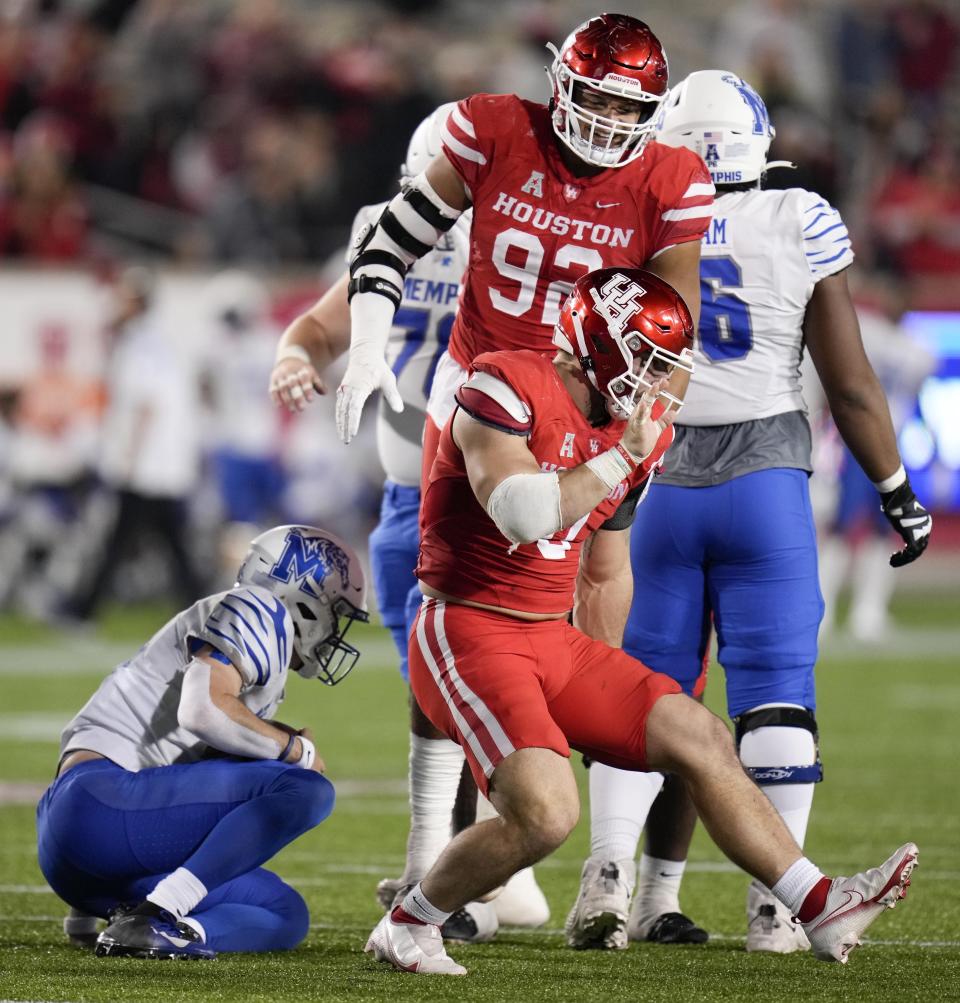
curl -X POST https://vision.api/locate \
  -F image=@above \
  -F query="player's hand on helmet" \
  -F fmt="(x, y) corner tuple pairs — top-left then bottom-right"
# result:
(880, 477), (932, 568)
(335, 348), (403, 444)
(621, 377), (677, 462)
(269, 357), (325, 413)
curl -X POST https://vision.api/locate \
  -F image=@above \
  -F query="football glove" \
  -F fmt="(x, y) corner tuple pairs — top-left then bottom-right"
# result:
(335, 350), (403, 444)
(880, 477), (932, 568)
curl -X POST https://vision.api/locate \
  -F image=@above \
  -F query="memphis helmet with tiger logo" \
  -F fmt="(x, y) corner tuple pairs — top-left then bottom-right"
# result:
(238, 526), (368, 684)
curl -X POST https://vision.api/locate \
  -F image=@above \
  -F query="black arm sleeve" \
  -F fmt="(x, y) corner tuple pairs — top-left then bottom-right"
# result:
(600, 482), (646, 531)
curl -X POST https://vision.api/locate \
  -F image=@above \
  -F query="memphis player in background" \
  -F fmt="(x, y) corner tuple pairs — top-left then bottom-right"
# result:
(38, 526), (368, 959)
(567, 71), (933, 953)
(269, 106), (548, 939)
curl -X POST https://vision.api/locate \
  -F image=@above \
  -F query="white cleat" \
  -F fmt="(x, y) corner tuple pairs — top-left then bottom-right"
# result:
(802, 842), (918, 963)
(364, 911), (467, 975)
(493, 867), (551, 928)
(564, 858), (634, 950)
(746, 880), (810, 954)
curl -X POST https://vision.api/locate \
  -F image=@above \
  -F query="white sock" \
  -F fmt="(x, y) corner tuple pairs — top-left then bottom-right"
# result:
(400, 882), (452, 926)
(401, 734), (465, 884)
(635, 853), (685, 915)
(771, 857), (824, 915)
(146, 867), (208, 919)
(63, 908), (98, 938)
(475, 793), (498, 823)
(589, 763), (664, 862)
(817, 535), (851, 637)
(740, 718), (816, 847)
(849, 538), (896, 636)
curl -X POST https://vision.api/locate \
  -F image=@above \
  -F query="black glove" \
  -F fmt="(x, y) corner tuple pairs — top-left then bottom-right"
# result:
(880, 477), (932, 568)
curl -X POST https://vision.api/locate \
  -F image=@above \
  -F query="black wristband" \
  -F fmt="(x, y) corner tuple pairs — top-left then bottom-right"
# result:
(277, 733), (296, 762)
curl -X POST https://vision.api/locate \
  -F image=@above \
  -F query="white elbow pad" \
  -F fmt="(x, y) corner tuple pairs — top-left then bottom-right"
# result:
(179, 659), (282, 760)
(485, 471), (562, 545)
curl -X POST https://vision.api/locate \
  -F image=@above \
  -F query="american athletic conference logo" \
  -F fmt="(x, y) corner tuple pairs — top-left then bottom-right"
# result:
(268, 530), (351, 598)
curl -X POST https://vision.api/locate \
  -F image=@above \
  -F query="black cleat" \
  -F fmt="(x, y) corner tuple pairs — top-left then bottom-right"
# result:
(441, 908), (481, 943)
(440, 901), (498, 944)
(645, 912), (709, 945)
(95, 910), (215, 960)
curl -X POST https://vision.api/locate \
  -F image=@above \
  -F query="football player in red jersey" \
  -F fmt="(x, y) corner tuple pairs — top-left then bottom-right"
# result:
(363, 268), (918, 975)
(335, 12), (713, 450)
(334, 12), (712, 929)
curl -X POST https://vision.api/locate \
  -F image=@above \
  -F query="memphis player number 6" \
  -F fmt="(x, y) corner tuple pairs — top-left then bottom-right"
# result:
(699, 256), (753, 361)
(491, 229), (604, 325)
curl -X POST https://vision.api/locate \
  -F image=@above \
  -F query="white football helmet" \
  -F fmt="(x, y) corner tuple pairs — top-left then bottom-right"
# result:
(237, 525), (368, 685)
(401, 101), (458, 180)
(656, 70), (792, 185)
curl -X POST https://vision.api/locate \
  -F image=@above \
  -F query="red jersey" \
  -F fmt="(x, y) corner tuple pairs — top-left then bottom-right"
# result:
(440, 94), (713, 368)
(417, 350), (674, 615)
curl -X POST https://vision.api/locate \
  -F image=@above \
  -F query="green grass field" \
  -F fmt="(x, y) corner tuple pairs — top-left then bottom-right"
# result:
(1, 595), (958, 1002)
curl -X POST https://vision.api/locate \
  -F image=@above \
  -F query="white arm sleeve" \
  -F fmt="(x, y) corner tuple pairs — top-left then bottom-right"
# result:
(178, 659), (283, 760)
(485, 471), (562, 545)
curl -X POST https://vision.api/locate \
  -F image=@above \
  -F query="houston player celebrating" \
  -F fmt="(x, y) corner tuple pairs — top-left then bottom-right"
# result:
(363, 268), (917, 976)
(569, 73), (934, 955)
(335, 11), (714, 449)
(335, 10), (712, 929)
(270, 107), (546, 937)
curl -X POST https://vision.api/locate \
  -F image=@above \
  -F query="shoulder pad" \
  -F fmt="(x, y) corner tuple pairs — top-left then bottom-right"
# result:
(793, 189), (853, 279)
(456, 370), (532, 435)
(191, 586), (293, 688)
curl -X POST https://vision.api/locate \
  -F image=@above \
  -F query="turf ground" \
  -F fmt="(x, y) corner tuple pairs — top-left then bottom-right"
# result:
(0, 593), (958, 1002)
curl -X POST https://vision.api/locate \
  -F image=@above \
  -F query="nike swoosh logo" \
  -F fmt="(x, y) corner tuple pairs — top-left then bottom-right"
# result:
(817, 889), (865, 926)
(596, 201), (622, 209)
(157, 929), (192, 948)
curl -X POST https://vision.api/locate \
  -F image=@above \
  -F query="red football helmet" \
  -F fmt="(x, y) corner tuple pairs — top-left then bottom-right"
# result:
(553, 268), (694, 418)
(546, 13), (669, 168)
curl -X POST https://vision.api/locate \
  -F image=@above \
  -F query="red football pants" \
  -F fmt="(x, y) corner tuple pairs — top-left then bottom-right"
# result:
(409, 598), (682, 796)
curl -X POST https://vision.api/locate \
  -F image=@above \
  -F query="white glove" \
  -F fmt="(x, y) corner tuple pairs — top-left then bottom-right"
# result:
(335, 348), (404, 443)
(336, 292), (405, 442)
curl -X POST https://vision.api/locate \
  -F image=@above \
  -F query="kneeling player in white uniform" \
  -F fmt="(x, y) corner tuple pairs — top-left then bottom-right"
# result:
(38, 525), (368, 959)
(567, 72), (932, 953)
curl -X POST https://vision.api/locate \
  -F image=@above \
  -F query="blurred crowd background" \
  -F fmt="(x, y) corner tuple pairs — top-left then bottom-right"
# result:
(0, 0), (957, 632)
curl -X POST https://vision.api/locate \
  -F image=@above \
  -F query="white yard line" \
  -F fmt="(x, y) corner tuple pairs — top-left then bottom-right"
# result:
(0, 637), (402, 676)
(1, 629), (959, 677)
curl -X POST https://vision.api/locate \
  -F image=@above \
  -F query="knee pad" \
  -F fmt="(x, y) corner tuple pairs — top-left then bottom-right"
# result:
(733, 704), (822, 785)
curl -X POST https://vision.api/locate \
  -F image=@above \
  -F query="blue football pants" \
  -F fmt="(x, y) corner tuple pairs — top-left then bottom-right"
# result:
(624, 469), (822, 716)
(369, 481), (423, 680)
(37, 758), (334, 952)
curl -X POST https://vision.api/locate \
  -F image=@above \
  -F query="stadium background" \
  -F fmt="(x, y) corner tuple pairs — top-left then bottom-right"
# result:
(0, 1), (957, 1000)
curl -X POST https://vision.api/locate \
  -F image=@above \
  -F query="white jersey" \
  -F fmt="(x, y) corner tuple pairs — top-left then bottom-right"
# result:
(681, 187), (854, 426)
(60, 585), (294, 771)
(348, 204), (470, 486)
